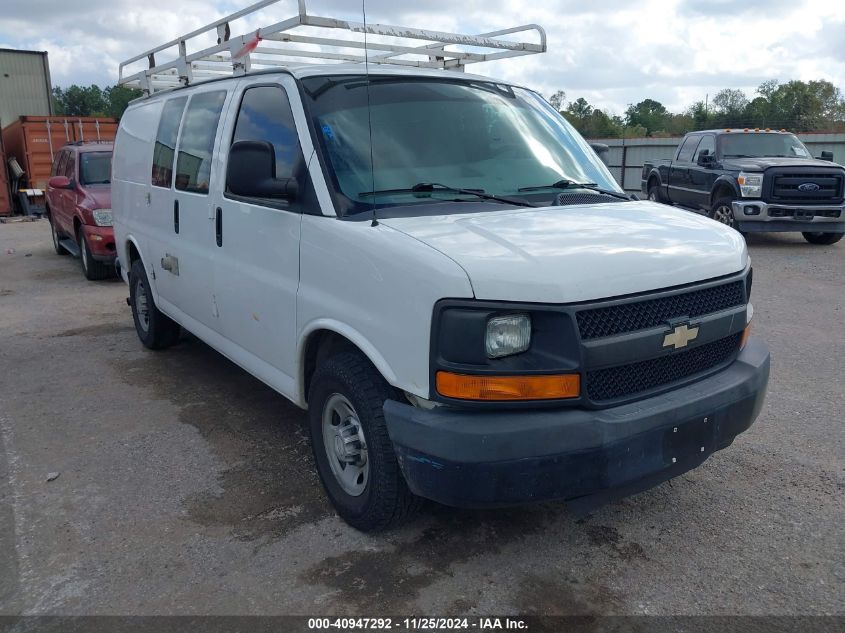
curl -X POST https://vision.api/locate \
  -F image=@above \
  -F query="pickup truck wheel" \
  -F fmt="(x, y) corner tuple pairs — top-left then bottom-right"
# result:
(129, 259), (181, 349)
(709, 197), (737, 229)
(49, 216), (67, 255)
(309, 351), (422, 531)
(647, 182), (666, 203)
(78, 231), (113, 281)
(802, 232), (843, 245)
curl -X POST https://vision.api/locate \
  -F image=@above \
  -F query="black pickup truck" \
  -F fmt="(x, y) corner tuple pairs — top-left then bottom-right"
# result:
(642, 129), (845, 244)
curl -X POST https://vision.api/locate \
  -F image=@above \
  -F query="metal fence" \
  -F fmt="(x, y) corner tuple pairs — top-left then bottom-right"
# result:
(587, 133), (845, 193)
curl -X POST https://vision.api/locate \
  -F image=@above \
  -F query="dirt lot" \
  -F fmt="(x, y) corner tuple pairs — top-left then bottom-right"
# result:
(0, 218), (842, 616)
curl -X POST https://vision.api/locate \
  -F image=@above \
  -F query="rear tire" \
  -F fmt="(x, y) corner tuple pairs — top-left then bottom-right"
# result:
(708, 197), (737, 230)
(78, 230), (113, 280)
(647, 181), (666, 203)
(129, 259), (181, 349)
(49, 215), (67, 256)
(802, 232), (843, 245)
(308, 351), (422, 532)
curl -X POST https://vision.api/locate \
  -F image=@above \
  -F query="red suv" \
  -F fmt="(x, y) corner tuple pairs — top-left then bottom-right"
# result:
(46, 142), (115, 280)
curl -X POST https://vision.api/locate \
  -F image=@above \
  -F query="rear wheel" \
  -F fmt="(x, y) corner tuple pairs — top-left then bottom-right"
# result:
(78, 230), (113, 280)
(129, 259), (181, 349)
(48, 215), (66, 255)
(708, 197), (737, 229)
(308, 351), (422, 532)
(647, 181), (666, 203)
(802, 232), (843, 245)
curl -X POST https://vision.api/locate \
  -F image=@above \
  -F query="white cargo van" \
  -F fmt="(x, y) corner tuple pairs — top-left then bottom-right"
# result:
(112, 3), (769, 531)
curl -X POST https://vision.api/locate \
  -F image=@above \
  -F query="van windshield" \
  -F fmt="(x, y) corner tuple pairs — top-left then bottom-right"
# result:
(720, 133), (811, 159)
(301, 76), (621, 216)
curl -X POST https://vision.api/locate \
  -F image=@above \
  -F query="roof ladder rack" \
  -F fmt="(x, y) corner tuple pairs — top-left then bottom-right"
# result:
(118, 0), (546, 93)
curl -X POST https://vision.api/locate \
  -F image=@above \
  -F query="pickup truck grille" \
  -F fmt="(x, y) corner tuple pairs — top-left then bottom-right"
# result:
(769, 171), (844, 203)
(576, 280), (746, 340)
(585, 332), (743, 402)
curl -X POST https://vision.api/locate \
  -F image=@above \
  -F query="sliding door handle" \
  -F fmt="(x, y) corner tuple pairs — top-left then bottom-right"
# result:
(173, 200), (179, 234)
(215, 207), (222, 247)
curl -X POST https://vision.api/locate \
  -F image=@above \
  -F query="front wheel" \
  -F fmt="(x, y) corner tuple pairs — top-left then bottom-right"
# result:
(802, 232), (843, 245)
(708, 197), (737, 229)
(308, 351), (422, 532)
(128, 259), (181, 349)
(49, 215), (67, 256)
(647, 182), (666, 203)
(79, 231), (113, 280)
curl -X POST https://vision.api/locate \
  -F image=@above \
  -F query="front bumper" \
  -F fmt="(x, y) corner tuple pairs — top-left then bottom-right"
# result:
(731, 200), (845, 233)
(384, 337), (770, 508)
(81, 224), (117, 261)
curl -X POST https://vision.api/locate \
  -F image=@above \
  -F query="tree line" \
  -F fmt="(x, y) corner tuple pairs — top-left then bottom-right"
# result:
(52, 84), (143, 120)
(548, 79), (845, 138)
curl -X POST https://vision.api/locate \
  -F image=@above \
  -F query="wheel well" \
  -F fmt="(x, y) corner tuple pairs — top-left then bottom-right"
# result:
(711, 183), (736, 204)
(127, 241), (141, 266)
(302, 330), (361, 404)
(648, 175), (660, 190)
(73, 216), (82, 238)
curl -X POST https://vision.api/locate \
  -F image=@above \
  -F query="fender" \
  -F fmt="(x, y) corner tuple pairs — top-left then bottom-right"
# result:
(711, 175), (741, 201)
(297, 318), (401, 407)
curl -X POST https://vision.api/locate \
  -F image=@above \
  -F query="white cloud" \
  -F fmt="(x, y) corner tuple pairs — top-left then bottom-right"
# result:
(1, 0), (843, 114)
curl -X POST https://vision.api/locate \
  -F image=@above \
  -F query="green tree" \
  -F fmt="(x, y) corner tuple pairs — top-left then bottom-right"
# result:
(712, 88), (749, 127)
(548, 90), (566, 112)
(103, 85), (143, 119)
(625, 99), (669, 136)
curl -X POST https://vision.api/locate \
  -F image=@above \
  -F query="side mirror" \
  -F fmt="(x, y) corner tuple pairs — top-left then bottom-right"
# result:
(48, 176), (73, 189)
(819, 151), (834, 162)
(697, 150), (715, 167)
(226, 140), (298, 200)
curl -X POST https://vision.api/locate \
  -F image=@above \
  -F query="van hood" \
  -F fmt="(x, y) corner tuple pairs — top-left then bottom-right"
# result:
(380, 201), (747, 303)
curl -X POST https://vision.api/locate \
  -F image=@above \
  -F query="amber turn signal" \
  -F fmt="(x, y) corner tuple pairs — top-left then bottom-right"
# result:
(740, 324), (752, 349)
(436, 371), (580, 401)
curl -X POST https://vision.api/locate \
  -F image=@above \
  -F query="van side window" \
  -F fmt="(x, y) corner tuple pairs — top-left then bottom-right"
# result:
(232, 86), (301, 179)
(175, 91), (227, 194)
(152, 97), (188, 188)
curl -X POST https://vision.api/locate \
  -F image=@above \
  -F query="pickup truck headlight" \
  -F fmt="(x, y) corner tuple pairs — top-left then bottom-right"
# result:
(737, 172), (763, 198)
(486, 313), (531, 358)
(92, 209), (113, 227)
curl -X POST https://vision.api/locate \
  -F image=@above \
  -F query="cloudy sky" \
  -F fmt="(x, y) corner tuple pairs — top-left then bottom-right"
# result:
(2, 0), (844, 116)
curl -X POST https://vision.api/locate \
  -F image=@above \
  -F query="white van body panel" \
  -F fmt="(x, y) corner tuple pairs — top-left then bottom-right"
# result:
(381, 201), (748, 304)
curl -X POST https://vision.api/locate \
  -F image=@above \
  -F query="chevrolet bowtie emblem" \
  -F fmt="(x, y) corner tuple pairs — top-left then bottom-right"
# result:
(663, 324), (699, 350)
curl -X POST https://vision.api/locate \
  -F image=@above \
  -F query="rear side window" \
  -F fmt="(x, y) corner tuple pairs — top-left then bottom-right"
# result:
(152, 97), (187, 188)
(64, 152), (76, 180)
(175, 91), (227, 194)
(53, 151), (68, 177)
(677, 136), (700, 162)
(232, 86), (301, 179)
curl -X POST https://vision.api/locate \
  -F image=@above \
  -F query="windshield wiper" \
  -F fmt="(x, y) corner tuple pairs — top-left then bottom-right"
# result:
(723, 154), (753, 158)
(518, 179), (631, 200)
(358, 182), (535, 207)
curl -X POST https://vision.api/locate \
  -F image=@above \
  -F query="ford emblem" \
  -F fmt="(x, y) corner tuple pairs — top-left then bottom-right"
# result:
(798, 182), (820, 192)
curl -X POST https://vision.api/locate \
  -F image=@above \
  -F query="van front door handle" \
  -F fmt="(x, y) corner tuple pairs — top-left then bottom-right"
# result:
(215, 207), (222, 247)
(173, 200), (179, 234)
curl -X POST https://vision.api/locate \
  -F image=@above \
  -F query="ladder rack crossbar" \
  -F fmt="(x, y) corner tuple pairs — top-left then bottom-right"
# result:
(118, 0), (546, 93)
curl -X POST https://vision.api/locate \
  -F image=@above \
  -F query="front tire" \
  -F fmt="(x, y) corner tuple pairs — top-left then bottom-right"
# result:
(79, 230), (112, 280)
(129, 259), (181, 349)
(709, 197), (737, 229)
(802, 232), (843, 245)
(308, 351), (421, 531)
(49, 215), (67, 256)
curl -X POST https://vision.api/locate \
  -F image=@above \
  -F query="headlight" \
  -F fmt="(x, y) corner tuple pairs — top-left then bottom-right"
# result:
(485, 313), (531, 358)
(92, 209), (113, 227)
(737, 172), (763, 198)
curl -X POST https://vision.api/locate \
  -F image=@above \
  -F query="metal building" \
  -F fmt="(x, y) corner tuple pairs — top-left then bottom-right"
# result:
(0, 49), (53, 128)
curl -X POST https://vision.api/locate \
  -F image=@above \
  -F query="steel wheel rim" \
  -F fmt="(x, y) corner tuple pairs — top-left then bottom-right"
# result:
(321, 393), (368, 497)
(135, 278), (150, 333)
(712, 204), (735, 227)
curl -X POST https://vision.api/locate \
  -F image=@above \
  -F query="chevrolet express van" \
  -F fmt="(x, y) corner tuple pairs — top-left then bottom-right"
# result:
(113, 65), (770, 531)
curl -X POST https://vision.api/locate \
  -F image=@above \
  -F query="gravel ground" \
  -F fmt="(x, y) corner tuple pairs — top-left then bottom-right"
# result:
(0, 218), (842, 617)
